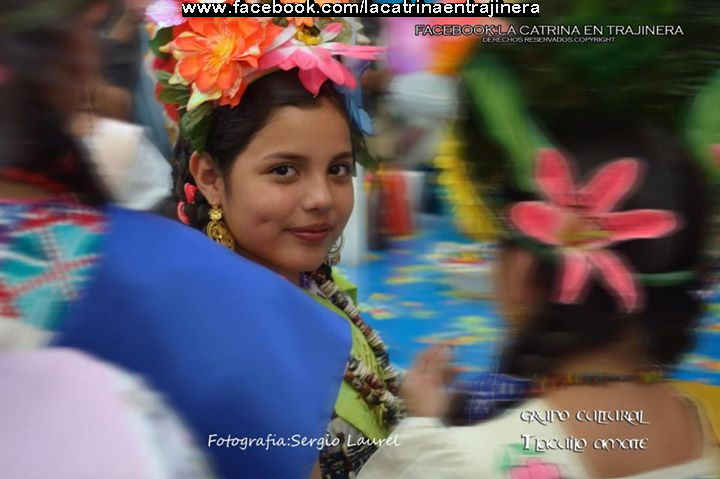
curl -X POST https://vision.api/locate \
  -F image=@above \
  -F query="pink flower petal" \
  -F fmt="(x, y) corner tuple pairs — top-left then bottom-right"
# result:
(535, 149), (576, 208)
(267, 25), (298, 50)
(146, 0), (184, 28)
(289, 48), (319, 71)
(314, 48), (353, 86)
(509, 201), (564, 246)
(323, 43), (385, 60)
(601, 209), (678, 244)
(509, 466), (531, 479)
(298, 67), (328, 95)
(556, 251), (592, 304)
(258, 47), (294, 69)
(580, 158), (639, 214)
(320, 22), (344, 42)
(526, 458), (563, 479)
(587, 250), (640, 312)
(278, 58), (298, 71)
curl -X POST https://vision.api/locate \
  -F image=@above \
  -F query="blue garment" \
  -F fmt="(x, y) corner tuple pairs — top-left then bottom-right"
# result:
(56, 207), (351, 478)
(458, 373), (532, 423)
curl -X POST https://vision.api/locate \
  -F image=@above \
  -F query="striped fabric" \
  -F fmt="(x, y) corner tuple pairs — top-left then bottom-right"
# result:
(0, 198), (104, 329)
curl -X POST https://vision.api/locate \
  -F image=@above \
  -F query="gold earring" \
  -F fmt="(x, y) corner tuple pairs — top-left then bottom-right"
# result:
(325, 235), (344, 267)
(206, 204), (235, 250)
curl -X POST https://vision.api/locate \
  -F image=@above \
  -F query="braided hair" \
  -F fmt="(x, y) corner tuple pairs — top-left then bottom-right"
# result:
(171, 69), (353, 232)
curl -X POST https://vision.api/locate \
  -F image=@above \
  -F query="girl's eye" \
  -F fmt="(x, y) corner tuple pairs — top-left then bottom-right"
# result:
(271, 165), (299, 178)
(329, 163), (353, 177)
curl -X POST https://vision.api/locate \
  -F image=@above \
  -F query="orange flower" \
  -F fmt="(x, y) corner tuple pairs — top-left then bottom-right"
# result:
(162, 17), (282, 109)
(286, 17), (315, 27)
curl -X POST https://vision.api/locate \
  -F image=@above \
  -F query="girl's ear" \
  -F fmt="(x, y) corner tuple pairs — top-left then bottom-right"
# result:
(189, 152), (224, 206)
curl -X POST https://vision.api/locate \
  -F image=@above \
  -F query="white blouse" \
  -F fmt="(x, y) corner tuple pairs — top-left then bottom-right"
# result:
(358, 397), (720, 479)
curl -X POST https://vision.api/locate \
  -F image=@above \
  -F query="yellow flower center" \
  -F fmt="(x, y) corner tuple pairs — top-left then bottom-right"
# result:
(557, 213), (610, 247)
(295, 29), (322, 45)
(211, 37), (235, 64)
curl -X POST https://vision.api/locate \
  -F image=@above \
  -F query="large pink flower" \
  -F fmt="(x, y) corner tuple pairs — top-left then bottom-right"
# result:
(509, 149), (679, 312)
(259, 22), (383, 95)
(510, 458), (562, 479)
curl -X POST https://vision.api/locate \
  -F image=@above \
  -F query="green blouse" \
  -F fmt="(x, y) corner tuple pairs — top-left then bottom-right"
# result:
(306, 274), (390, 441)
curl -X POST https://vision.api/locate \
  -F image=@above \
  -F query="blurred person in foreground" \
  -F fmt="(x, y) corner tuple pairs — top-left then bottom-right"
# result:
(0, 3), (211, 477)
(74, 0), (173, 210)
(0, 1), (354, 477)
(359, 1), (720, 478)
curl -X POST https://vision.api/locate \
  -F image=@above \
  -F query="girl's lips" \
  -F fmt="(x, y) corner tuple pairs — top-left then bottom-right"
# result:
(290, 230), (331, 243)
(288, 225), (333, 243)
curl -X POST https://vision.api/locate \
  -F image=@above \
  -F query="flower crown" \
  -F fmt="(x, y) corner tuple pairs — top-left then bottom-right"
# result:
(145, 5), (382, 155)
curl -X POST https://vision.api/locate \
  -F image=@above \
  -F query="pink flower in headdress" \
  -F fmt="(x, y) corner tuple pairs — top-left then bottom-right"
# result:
(712, 144), (720, 167)
(509, 149), (679, 312)
(145, 0), (230, 28)
(510, 458), (562, 479)
(259, 22), (384, 95)
(146, 0), (184, 28)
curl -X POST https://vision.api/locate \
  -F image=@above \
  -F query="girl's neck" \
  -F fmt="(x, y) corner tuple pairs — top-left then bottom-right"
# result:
(552, 355), (649, 377)
(551, 329), (654, 378)
(233, 246), (302, 286)
(282, 270), (302, 286)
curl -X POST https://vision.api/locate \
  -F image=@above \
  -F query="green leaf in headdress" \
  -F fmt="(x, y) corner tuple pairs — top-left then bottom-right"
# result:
(460, 0), (720, 195)
(158, 84), (191, 106)
(149, 27), (173, 60)
(462, 55), (551, 193)
(686, 70), (720, 188)
(156, 70), (172, 84)
(180, 103), (213, 154)
(353, 134), (380, 171)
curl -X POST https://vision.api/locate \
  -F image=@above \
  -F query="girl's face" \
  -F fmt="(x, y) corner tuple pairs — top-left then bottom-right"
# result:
(193, 99), (355, 283)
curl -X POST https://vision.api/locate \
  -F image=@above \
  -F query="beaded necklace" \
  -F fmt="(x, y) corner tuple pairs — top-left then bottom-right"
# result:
(308, 265), (405, 426)
(528, 369), (665, 395)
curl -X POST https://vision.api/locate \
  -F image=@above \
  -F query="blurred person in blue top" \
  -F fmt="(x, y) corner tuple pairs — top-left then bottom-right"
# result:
(0, 1), (353, 477)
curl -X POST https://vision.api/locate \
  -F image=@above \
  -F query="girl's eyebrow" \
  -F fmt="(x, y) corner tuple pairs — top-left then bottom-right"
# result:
(261, 152), (307, 162)
(262, 152), (354, 162)
(332, 152), (354, 161)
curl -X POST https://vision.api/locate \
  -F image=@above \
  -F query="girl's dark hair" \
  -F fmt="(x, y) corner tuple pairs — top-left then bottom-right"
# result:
(1, 0), (110, 204)
(496, 119), (713, 378)
(172, 69), (352, 230)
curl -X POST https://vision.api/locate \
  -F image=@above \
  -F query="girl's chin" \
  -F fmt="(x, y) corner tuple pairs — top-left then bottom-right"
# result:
(279, 257), (327, 275)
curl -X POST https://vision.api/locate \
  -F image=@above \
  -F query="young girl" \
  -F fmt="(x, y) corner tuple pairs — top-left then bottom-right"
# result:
(359, 4), (720, 475)
(359, 121), (720, 478)
(149, 15), (403, 478)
